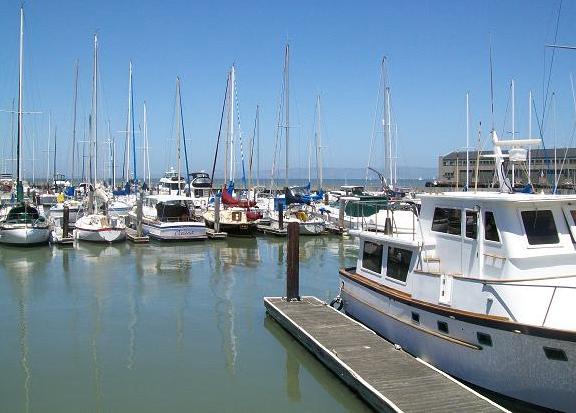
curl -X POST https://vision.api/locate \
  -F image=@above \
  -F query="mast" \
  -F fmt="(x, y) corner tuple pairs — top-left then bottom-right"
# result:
(53, 126), (57, 182)
(143, 101), (151, 185)
(16, 6), (24, 202)
(46, 112), (51, 183)
(382, 57), (392, 187)
(91, 33), (98, 186)
(284, 44), (290, 187)
(130, 62), (137, 184)
(179, 77), (191, 196)
(528, 90), (532, 184)
(71, 59), (79, 183)
(176, 77), (182, 195)
(466, 92), (470, 189)
(511, 79), (515, 186)
(315, 95), (324, 190)
(256, 104), (260, 188)
(229, 65), (235, 185)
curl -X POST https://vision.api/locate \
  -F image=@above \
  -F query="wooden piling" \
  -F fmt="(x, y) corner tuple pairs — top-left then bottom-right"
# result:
(62, 205), (70, 236)
(214, 194), (221, 233)
(338, 198), (345, 228)
(286, 221), (299, 301)
(136, 191), (143, 237)
(278, 203), (284, 230)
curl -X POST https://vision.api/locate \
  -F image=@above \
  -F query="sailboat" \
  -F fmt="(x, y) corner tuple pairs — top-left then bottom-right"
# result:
(0, 7), (50, 246)
(74, 34), (126, 243)
(203, 65), (258, 237)
(267, 44), (325, 235)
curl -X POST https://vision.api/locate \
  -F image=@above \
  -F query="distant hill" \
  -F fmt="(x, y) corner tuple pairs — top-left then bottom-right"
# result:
(210, 166), (437, 180)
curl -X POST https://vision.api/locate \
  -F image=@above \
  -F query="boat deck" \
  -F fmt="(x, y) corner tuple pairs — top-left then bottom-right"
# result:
(264, 296), (506, 413)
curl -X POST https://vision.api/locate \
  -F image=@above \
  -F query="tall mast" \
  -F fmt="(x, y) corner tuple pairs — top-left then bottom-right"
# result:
(91, 33), (98, 186)
(511, 79), (515, 185)
(124, 61), (132, 183)
(528, 90), (532, 184)
(16, 6), (24, 202)
(466, 92), (470, 189)
(382, 57), (392, 187)
(256, 104), (260, 188)
(46, 112), (51, 183)
(284, 44), (290, 187)
(143, 101), (151, 184)
(315, 95), (324, 190)
(130, 62), (137, 184)
(53, 126), (57, 181)
(71, 59), (79, 183)
(176, 77), (182, 195)
(229, 65), (235, 185)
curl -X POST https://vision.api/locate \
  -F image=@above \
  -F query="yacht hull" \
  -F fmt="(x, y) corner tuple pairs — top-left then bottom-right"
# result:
(142, 221), (207, 241)
(0, 226), (50, 245)
(340, 274), (576, 412)
(75, 227), (126, 243)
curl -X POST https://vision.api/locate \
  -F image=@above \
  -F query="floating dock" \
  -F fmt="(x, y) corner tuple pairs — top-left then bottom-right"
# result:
(126, 228), (150, 243)
(264, 296), (507, 413)
(206, 228), (227, 239)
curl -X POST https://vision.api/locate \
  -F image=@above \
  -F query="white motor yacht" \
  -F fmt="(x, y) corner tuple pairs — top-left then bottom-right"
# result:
(130, 195), (206, 241)
(338, 132), (576, 411)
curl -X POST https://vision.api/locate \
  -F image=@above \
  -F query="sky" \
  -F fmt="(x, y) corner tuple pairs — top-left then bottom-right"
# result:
(0, 0), (575, 181)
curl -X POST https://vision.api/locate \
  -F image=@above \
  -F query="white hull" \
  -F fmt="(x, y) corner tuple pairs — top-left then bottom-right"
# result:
(270, 216), (325, 235)
(74, 227), (126, 243)
(0, 225), (50, 245)
(142, 220), (207, 241)
(341, 278), (576, 412)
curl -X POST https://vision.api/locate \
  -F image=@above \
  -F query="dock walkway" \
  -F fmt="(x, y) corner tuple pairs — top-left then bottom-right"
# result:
(264, 296), (506, 413)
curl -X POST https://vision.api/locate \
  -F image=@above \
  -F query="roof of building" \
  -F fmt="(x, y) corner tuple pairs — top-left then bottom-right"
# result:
(441, 148), (576, 161)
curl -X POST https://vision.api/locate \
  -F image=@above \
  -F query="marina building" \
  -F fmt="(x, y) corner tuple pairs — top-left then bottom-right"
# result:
(437, 148), (576, 187)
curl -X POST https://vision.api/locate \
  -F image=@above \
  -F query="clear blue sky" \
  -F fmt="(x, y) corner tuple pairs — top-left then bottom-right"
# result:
(0, 0), (574, 180)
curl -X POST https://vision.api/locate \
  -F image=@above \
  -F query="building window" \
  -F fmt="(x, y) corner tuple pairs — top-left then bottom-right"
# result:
(484, 211), (500, 242)
(465, 210), (477, 239)
(386, 246), (412, 282)
(362, 241), (383, 274)
(521, 210), (559, 245)
(432, 208), (461, 235)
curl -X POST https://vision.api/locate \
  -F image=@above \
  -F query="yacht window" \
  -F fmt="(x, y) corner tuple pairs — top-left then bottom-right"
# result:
(543, 347), (567, 361)
(465, 210), (477, 239)
(484, 211), (500, 242)
(431, 208), (461, 235)
(437, 321), (449, 334)
(386, 246), (412, 282)
(477, 332), (492, 347)
(521, 210), (559, 245)
(411, 312), (420, 323)
(362, 241), (383, 274)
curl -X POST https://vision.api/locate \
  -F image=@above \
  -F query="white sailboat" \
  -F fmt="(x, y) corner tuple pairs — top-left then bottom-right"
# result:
(74, 34), (126, 244)
(0, 7), (50, 246)
(338, 131), (575, 411)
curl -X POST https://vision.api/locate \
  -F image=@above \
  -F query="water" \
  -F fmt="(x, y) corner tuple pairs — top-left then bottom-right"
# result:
(0, 236), (373, 413)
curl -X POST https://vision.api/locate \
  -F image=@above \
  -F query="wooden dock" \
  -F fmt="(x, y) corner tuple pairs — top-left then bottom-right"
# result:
(257, 224), (287, 237)
(206, 228), (227, 239)
(264, 296), (507, 413)
(126, 228), (150, 243)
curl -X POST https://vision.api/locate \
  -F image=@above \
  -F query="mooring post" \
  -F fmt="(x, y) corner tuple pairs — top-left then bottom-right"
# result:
(286, 221), (300, 301)
(278, 203), (284, 230)
(338, 198), (345, 229)
(214, 194), (221, 233)
(136, 191), (143, 237)
(324, 192), (329, 205)
(62, 205), (70, 237)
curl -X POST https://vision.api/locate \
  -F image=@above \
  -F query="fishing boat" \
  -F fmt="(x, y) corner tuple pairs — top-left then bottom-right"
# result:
(131, 194), (207, 241)
(0, 7), (50, 246)
(337, 131), (575, 411)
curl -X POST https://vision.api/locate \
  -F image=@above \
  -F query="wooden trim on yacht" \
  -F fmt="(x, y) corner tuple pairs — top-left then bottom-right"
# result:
(350, 291), (482, 350)
(339, 267), (576, 343)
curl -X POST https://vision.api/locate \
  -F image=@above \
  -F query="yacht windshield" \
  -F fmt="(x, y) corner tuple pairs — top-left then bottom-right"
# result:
(521, 210), (559, 245)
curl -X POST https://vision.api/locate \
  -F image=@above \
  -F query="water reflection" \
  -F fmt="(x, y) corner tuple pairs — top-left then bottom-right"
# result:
(263, 316), (371, 412)
(18, 279), (31, 413)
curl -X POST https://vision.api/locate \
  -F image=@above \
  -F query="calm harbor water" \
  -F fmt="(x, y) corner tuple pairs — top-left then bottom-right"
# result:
(0, 236), (373, 413)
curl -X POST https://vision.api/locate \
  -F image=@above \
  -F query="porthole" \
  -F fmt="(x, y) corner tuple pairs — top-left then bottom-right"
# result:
(411, 312), (420, 324)
(477, 332), (492, 347)
(544, 347), (567, 361)
(437, 321), (449, 334)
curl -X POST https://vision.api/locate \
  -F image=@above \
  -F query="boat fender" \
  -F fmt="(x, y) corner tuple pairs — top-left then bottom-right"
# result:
(329, 296), (343, 311)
